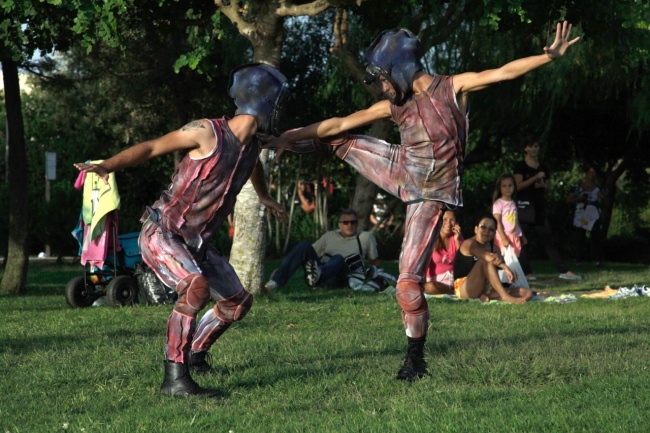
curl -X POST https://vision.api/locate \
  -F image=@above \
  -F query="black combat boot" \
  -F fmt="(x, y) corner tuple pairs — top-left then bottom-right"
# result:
(189, 350), (217, 375)
(160, 361), (223, 397)
(396, 337), (427, 382)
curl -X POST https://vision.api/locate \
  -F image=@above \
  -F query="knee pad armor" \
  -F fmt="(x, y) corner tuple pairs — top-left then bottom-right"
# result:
(213, 289), (253, 323)
(174, 273), (210, 317)
(396, 281), (428, 316)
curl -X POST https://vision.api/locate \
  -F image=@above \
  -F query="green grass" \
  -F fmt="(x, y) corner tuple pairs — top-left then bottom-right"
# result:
(1, 260), (649, 433)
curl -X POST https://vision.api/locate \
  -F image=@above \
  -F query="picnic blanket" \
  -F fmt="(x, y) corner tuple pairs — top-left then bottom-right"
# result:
(422, 293), (578, 304)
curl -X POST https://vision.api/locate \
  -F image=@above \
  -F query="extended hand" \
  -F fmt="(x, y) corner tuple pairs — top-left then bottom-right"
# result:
(262, 128), (303, 163)
(544, 21), (580, 60)
(262, 198), (288, 221)
(73, 162), (109, 184)
(503, 266), (514, 283)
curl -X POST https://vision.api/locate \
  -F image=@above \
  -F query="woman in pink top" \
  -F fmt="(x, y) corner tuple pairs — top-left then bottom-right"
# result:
(492, 173), (527, 256)
(424, 209), (463, 295)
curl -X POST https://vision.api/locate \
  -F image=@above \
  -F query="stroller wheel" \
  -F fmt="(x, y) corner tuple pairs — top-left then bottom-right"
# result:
(106, 275), (139, 307)
(65, 276), (101, 308)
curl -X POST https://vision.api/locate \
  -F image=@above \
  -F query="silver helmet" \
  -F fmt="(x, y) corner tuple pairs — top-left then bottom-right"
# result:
(363, 28), (424, 106)
(228, 63), (290, 136)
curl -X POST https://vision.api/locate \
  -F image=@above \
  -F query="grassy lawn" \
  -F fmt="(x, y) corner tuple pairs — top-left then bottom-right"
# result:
(1, 260), (649, 433)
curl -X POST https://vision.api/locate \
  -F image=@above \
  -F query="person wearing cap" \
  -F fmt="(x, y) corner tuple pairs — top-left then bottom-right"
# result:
(74, 64), (289, 397)
(265, 22), (579, 382)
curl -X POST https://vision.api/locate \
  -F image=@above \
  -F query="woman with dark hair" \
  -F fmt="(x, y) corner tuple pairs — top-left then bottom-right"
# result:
(453, 215), (533, 303)
(424, 209), (462, 295)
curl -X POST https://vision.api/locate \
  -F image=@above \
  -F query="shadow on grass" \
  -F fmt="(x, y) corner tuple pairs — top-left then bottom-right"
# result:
(1, 324), (164, 355)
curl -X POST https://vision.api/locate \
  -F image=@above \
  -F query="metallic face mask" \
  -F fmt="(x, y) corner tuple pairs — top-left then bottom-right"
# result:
(363, 28), (424, 106)
(228, 63), (290, 136)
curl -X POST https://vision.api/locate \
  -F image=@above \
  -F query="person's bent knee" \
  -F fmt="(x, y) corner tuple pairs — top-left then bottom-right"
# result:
(213, 289), (253, 323)
(396, 281), (427, 315)
(174, 273), (210, 317)
(295, 240), (312, 249)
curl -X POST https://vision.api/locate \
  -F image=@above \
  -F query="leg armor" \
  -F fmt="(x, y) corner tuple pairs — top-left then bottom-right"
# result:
(191, 289), (253, 353)
(165, 273), (210, 363)
(174, 273), (210, 317)
(394, 200), (444, 339)
(396, 281), (429, 339)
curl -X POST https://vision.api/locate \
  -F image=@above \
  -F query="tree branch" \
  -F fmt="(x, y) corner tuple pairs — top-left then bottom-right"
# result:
(329, 7), (383, 100)
(420, 3), (468, 47)
(276, 1), (366, 18)
(214, 0), (255, 36)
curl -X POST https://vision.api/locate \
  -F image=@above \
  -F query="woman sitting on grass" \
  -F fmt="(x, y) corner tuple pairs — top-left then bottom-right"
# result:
(453, 215), (533, 304)
(424, 209), (463, 295)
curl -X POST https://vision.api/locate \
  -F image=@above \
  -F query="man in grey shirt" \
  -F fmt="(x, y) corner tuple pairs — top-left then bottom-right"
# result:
(265, 209), (379, 291)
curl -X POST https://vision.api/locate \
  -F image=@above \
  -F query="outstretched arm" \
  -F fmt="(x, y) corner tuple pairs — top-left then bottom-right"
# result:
(250, 160), (287, 221)
(264, 99), (392, 162)
(73, 120), (210, 182)
(454, 21), (580, 95)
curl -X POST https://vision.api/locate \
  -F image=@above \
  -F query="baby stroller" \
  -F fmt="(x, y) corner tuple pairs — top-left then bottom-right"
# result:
(66, 166), (175, 308)
(65, 229), (142, 308)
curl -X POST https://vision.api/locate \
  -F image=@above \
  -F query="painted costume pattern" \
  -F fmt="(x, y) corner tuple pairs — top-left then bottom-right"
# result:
(139, 117), (256, 363)
(288, 74), (467, 338)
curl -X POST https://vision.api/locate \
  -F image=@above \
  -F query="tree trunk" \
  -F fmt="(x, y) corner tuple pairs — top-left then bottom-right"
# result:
(230, 150), (274, 294)
(225, 6), (284, 294)
(0, 59), (29, 295)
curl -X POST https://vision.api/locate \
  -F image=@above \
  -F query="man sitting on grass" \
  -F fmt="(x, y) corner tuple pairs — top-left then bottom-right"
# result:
(264, 209), (379, 292)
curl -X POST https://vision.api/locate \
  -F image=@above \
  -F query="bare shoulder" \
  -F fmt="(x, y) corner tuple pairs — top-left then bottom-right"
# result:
(412, 72), (434, 94)
(459, 238), (473, 254)
(181, 119), (209, 131)
(178, 119), (215, 156)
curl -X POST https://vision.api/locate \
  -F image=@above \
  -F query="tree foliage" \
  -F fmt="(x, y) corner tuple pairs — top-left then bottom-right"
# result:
(2, 0), (650, 293)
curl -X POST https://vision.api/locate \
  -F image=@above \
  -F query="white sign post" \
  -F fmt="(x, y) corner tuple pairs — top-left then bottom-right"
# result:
(44, 152), (57, 257)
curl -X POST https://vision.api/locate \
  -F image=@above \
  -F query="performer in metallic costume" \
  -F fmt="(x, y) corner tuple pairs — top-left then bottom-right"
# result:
(75, 64), (289, 397)
(267, 22), (579, 381)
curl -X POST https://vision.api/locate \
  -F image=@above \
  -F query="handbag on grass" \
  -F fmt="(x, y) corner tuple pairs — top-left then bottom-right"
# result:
(346, 235), (396, 292)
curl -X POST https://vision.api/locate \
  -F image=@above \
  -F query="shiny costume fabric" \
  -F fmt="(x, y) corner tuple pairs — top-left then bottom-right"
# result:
(288, 75), (467, 338)
(139, 117), (256, 363)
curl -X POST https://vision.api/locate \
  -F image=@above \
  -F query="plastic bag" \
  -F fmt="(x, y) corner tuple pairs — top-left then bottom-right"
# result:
(498, 245), (529, 288)
(573, 203), (600, 231)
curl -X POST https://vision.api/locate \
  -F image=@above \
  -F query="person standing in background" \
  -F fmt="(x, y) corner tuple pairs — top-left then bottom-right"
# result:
(513, 137), (581, 281)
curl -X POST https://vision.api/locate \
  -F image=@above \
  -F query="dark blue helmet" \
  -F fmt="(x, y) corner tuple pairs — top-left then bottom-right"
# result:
(228, 63), (290, 136)
(363, 28), (424, 105)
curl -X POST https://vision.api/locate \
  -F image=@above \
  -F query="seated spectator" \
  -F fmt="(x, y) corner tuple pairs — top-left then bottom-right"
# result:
(424, 209), (462, 295)
(297, 179), (316, 213)
(370, 192), (395, 232)
(453, 215), (532, 304)
(264, 209), (379, 292)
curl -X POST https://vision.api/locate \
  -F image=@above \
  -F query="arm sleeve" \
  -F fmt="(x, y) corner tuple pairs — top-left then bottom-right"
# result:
(492, 199), (503, 215)
(361, 232), (379, 260)
(312, 233), (328, 256)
